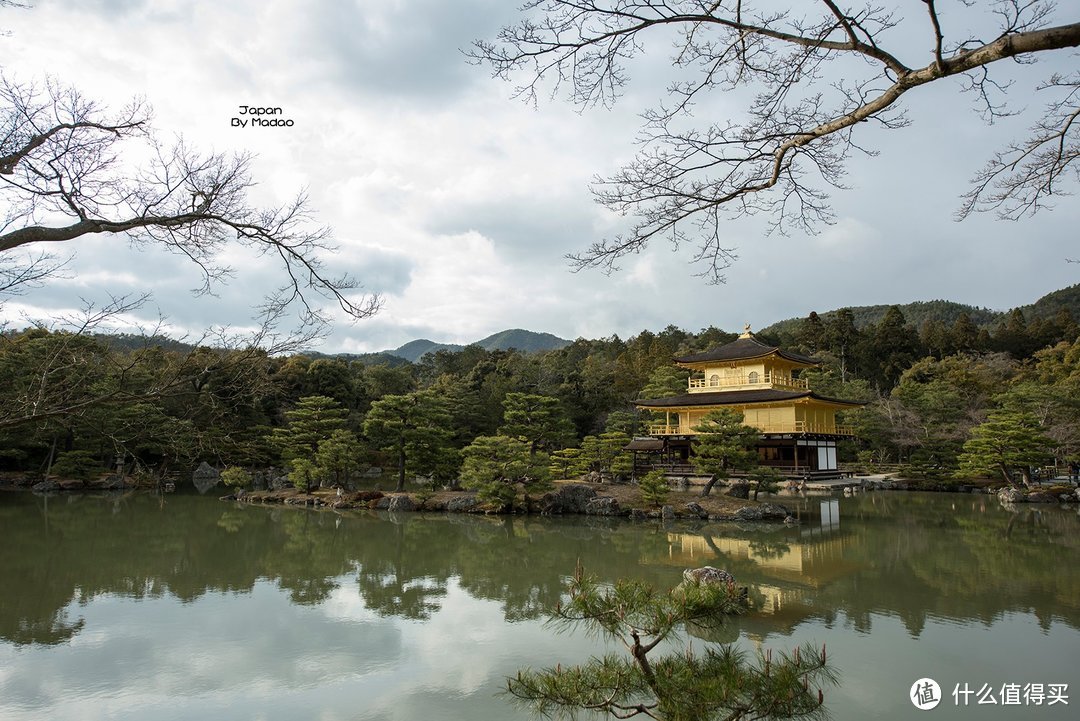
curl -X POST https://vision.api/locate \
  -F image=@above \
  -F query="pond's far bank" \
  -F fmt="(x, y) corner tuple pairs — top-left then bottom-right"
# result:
(222, 480), (795, 522)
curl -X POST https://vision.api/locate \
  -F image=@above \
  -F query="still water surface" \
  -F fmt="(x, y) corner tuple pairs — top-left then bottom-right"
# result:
(0, 490), (1077, 720)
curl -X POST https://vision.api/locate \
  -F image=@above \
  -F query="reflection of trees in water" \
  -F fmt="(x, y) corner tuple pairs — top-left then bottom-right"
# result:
(354, 519), (452, 620)
(685, 493), (1080, 641)
(2, 491), (1078, 647)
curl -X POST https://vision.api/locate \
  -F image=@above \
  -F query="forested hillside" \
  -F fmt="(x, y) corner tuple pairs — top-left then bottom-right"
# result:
(2, 287), (1078, 488)
(380, 329), (570, 362)
(762, 284), (1080, 339)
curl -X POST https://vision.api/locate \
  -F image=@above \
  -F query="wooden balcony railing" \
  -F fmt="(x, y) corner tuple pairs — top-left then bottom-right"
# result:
(646, 422), (855, 436)
(688, 372), (809, 391)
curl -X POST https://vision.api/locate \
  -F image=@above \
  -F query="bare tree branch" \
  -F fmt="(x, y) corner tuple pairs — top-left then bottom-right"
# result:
(472, 1), (1080, 282)
(0, 77), (381, 322)
(0, 249), (68, 296)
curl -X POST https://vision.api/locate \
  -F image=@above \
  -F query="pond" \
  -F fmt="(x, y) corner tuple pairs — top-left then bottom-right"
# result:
(0, 490), (1077, 720)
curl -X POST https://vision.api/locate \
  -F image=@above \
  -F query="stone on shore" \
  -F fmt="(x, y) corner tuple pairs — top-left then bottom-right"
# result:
(539, 484), (597, 514)
(584, 496), (620, 516)
(446, 494), (481, 513)
(725, 482), (750, 499)
(733, 503), (789, 521)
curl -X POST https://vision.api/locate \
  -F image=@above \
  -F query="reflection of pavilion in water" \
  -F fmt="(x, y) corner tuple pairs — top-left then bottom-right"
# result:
(648, 501), (860, 624)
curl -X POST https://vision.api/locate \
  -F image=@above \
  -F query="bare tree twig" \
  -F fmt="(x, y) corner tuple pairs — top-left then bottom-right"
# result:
(471, 1), (1080, 282)
(0, 77), (381, 323)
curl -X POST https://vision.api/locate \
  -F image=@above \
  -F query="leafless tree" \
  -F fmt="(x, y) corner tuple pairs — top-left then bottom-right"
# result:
(472, 0), (1080, 282)
(0, 77), (380, 322)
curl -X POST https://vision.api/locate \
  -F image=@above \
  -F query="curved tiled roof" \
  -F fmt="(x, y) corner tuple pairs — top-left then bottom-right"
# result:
(634, 389), (864, 408)
(674, 335), (820, 366)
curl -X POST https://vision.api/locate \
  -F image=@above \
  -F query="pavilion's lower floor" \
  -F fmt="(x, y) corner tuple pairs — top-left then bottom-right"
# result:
(630, 434), (850, 481)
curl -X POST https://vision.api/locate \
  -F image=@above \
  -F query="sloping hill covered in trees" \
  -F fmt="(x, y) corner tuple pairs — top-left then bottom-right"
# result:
(761, 284), (1080, 338)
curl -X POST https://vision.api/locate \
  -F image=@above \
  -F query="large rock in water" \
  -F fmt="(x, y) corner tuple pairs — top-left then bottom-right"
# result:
(192, 462), (221, 494)
(31, 479), (58, 493)
(681, 566), (750, 606)
(538, 484), (597, 514)
(683, 566), (736, 586)
(998, 487), (1025, 504)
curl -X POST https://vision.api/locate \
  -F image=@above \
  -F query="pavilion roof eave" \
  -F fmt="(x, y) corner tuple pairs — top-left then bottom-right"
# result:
(673, 335), (821, 368)
(634, 389), (865, 409)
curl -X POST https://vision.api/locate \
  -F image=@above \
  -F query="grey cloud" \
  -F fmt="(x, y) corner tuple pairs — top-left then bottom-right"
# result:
(424, 195), (600, 262)
(344, 246), (414, 296)
(298, 0), (506, 102)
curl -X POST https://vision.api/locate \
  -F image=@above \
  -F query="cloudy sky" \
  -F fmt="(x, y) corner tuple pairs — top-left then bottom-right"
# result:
(2, 1), (1077, 353)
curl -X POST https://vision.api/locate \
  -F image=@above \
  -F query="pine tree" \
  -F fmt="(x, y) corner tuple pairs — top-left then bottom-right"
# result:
(460, 435), (552, 510)
(824, 308), (860, 382)
(364, 391), (454, 492)
(692, 409), (760, 497)
(638, 469), (670, 508)
(315, 429), (363, 487)
(950, 312), (981, 353)
(956, 409), (1055, 486)
(271, 395), (348, 462)
(797, 311), (826, 354)
(507, 565), (835, 721)
(578, 431), (635, 481)
(500, 392), (575, 456)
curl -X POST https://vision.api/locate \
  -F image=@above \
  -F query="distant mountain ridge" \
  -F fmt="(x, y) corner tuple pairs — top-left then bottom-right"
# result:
(760, 283), (1080, 337)
(384, 328), (570, 362)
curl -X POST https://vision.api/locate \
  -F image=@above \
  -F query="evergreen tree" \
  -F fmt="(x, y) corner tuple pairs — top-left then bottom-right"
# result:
(824, 308), (860, 382)
(639, 365), (690, 400)
(364, 391), (454, 492)
(994, 309), (1035, 358)
(691, 409), (760, 497)
(220, 466), (253, 489)
(304, 359), (357, 409)
(637, 469), (670, 508)
(747, 466), (783, 500)
(956, 409), (1055, 487)
(548, 446), (583, 479)
(577, 431), (635, 482)
(460, 435), (552, 510)
(863, 306), (922, 391)
(287, 457), (327, 492)
(919, 318), (950, 359)
(315, 429), (363, 487)
(950, 312), (981, 353)
(271, 395), (348, 462)
(797, 311), (826, 354)
(603, 409), (640, 436)
(500, 392), (575, 456)
(508, 566), (835, 721)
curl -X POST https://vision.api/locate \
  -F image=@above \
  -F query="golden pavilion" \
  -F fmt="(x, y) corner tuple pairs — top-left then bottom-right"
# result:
(633, 326), (862, 478)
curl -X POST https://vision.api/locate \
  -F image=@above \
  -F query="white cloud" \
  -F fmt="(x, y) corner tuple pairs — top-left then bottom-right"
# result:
(813, 217), (881, 252)
(3, 0), (1079, 352)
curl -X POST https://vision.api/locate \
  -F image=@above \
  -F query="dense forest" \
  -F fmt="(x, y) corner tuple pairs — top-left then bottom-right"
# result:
(2, 286), (1079, 488)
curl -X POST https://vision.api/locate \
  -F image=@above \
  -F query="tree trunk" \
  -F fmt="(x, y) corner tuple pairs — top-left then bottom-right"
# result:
(700, 474), (718, 497)
(1000, 462), (1017, 487)
(1020, 466), (1034, 488)
(395, 443), (406, 492)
